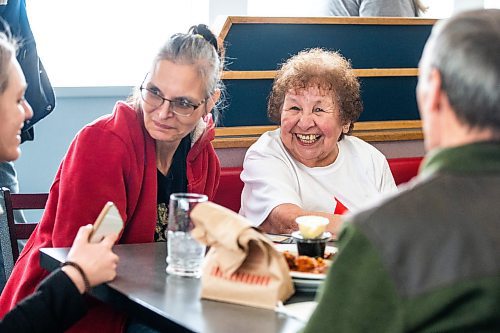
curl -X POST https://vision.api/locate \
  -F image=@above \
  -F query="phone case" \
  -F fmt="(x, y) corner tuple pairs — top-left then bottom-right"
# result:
(90, 202), (124, 243)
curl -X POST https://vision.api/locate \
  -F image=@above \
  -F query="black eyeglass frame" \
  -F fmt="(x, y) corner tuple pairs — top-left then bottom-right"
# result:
(139, 74), (206, 117)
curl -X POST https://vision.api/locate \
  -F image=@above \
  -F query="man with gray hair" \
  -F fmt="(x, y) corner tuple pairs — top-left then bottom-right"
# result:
(303, 9), (500, 332)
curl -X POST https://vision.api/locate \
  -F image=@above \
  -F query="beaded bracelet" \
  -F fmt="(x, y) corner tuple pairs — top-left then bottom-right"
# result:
(61, 261), (91, 292)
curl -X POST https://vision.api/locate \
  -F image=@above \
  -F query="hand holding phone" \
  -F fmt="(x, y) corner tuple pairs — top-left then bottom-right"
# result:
(90, 202), (124, 243)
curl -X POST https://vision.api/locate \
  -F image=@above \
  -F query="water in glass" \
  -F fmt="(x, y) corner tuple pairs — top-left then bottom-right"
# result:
(167, 231), (205, 277)
(166, 193), (207, 277)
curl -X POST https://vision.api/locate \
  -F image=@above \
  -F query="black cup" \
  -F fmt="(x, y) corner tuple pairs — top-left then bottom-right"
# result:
(291, 231), (331, 258)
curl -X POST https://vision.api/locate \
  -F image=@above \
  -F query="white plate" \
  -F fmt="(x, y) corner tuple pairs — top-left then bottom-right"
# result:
(293, 278), (322, 292)
(293, 277), (323, 286)
(290, 270), (327, 280)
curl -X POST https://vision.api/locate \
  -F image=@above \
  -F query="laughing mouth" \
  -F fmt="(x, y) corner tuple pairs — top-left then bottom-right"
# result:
(295, 133), (321, 144)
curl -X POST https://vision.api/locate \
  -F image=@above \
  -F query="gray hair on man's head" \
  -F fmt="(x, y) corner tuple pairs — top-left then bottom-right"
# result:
(422, 9), (500, 133)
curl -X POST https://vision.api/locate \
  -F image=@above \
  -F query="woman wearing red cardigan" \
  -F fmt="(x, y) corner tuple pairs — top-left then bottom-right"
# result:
(0, 24), (223, 333)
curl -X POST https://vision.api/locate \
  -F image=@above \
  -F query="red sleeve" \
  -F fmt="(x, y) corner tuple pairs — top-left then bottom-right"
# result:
(0, 125), (131, 317)
(48, 126), (131, 247)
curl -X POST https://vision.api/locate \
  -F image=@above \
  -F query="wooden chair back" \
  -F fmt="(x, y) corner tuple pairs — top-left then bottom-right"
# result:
(1, 187), (48, 262)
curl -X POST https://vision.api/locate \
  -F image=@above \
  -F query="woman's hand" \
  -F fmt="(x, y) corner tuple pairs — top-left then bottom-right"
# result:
(61, 225), (120, 293)
(325, 214), (344, 239)
(262, 204), (345, 238)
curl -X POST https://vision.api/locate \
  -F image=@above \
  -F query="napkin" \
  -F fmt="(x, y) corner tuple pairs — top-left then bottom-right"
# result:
(190, 201), (295, 310)
(277, 301), (318, 322)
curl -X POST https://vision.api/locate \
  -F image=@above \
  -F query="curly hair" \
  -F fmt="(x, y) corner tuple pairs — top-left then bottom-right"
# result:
(267, 48), (362, 136)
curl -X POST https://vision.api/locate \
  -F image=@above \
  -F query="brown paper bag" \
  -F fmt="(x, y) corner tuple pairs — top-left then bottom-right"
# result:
(190, 201), (294, 309)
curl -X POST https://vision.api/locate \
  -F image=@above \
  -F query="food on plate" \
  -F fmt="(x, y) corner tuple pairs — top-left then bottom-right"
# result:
(282, 250), (330, 274)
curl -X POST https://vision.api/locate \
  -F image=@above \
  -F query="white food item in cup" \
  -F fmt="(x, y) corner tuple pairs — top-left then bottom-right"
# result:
(295, 216), (329, 239)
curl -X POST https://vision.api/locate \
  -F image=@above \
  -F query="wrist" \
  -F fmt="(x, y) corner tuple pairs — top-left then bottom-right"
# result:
(61, 261), (91, 293)
(61, 266), (85, 294)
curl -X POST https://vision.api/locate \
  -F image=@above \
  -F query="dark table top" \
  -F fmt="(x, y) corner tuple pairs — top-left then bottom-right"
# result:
(40, 242), (312, 333)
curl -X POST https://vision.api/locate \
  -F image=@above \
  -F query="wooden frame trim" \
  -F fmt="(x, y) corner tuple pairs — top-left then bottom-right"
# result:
(214, 120), (423, 148)
(222, 68), (418, 80)
(218, 16), (437, 41)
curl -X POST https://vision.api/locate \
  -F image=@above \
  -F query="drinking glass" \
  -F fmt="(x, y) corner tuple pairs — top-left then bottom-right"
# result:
(166, 193), (207, 277)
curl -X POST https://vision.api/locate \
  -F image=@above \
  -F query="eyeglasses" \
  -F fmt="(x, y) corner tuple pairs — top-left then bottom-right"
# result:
(139, 77), (206, 117)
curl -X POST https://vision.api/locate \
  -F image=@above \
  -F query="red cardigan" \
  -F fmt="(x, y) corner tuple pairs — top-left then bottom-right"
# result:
(0, 102), (220, 332)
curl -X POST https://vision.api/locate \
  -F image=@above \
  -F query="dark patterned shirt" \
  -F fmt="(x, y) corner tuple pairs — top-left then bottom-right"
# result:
(155, 135), (190, 241)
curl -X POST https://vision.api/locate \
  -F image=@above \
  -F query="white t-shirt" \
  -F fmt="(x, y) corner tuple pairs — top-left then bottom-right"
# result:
(239, 129), (397, 226)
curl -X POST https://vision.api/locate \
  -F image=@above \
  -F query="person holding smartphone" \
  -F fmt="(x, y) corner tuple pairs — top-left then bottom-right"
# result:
(0, 24), (223, 333)
(0, 32), (119, 332)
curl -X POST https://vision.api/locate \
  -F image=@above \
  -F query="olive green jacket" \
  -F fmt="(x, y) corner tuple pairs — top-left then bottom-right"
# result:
(303, 142), (500, 332)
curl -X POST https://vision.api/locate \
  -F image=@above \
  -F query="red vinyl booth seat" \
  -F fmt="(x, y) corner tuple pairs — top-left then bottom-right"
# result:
(213, 156), (423, 213)
(213, 167), (245, 213)
(387, 157), (423, 186)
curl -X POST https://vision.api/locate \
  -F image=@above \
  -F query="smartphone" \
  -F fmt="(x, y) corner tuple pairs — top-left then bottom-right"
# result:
(89, 202), (124, 243)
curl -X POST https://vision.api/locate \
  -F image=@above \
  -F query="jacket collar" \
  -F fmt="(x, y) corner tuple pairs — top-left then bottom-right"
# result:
(187, 113), (215, 161)
(191, 113), (211, 146)
(420, 141), (500, 177)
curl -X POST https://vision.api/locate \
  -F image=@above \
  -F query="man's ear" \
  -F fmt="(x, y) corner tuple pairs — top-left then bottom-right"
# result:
(427, 68), (443, 115)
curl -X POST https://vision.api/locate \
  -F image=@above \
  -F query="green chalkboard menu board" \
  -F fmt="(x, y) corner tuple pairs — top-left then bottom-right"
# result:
(215, 16), (437, 147)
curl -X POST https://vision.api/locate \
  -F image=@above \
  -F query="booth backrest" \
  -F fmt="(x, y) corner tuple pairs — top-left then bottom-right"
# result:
(213, 156), (423, 213)
(387, 157), (423, 185)
(213, 167), (245, 213)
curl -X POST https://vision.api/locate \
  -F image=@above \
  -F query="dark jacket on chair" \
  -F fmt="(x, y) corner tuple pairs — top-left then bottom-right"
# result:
(0, 0), (55, 142)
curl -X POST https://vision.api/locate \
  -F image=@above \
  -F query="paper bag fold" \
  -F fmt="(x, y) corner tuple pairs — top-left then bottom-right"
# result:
(191, 202), (295, 309)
